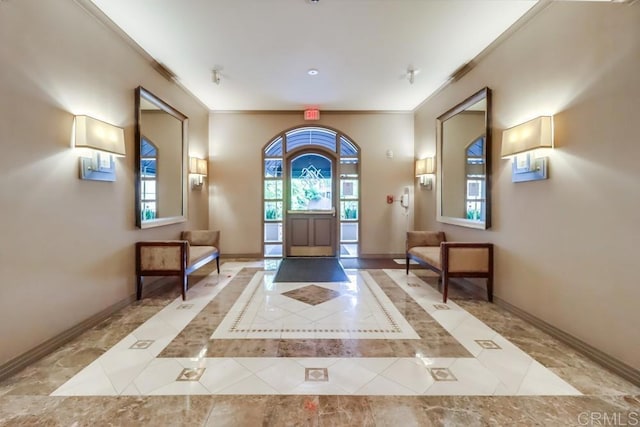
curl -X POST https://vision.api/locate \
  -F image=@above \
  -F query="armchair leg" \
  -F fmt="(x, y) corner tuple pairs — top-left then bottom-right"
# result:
(181, 275), (187, 301)
(216, 257), (220, 274)
(136, 276), (143, 300)
(442, 274), (449, 303)
(487, 276), (493, 303)
(406, 256), (409, 274)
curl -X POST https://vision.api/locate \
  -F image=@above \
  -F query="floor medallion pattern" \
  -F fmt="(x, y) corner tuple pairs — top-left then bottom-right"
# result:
(2, 261), (639, 425)
(305, 368), (329, 382)
(44, 262), (588, 397)
(211, 270), (415, 340)
(281, 284), (342, 306)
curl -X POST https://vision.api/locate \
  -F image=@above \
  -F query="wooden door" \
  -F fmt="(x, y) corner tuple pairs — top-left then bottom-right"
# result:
(285, 150), (336, 257)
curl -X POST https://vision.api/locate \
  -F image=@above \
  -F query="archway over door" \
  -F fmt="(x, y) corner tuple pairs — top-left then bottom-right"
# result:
(262, 126), (360, 258)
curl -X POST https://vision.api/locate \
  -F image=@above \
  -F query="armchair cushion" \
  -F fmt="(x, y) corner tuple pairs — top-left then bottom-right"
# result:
(188, 245), (218, 266)
(407, 246), (441, 269)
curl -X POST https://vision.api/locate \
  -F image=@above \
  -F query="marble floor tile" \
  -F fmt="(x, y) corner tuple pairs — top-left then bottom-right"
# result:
(217, 374), (279, 395)
(379, 358), (435, 393)
(199, 359), (253, 393)
(1, 260), (638, 426)
(355, 375), (417, 396)
(50, 361), (117, 396)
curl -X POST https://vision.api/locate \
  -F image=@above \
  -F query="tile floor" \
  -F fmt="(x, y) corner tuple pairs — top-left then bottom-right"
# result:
(0, 259), (638, 426)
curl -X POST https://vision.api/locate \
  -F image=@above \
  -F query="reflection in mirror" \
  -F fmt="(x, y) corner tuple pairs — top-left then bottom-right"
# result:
(436, 87), (491, 229)
(135, 86), (188, 228)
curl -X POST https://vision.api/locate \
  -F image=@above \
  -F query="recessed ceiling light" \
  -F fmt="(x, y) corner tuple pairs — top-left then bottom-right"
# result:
(307, 68), (319, 76)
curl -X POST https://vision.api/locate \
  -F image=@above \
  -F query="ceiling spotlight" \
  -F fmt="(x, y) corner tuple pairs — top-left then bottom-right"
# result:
(212, 69), (221, 85)
(309, 0), (320, 3)
(307, 68), (319, 76)
(407, 67), (419, 85)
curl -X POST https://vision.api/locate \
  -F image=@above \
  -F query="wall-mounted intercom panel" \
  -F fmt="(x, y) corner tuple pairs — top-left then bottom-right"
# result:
(401, 187), (410, 208)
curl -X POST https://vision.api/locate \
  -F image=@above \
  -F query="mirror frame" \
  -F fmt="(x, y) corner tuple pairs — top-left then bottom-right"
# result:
(135, 86), (188, 229)
(436, 87), (492, 230)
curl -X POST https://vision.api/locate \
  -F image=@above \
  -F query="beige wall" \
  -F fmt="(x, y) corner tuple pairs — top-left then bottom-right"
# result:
(414, 2), (640, 370)
(209, 112), (414, 256)
(0, 0), (209, 365)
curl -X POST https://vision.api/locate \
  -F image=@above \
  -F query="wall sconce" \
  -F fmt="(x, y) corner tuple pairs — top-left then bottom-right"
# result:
(189, 157), (208, 190)
(73, 115), (126, 182)
(415, 157), (435, 190)
(501, 116), (553, 183)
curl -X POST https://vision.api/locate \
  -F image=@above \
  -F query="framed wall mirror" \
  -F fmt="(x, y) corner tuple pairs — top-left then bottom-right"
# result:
(135, 86), (188, 229)
(436, 87), (491, 229)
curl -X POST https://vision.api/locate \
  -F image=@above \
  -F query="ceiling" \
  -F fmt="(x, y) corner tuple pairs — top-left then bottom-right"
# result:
(88, 0), (539, 111)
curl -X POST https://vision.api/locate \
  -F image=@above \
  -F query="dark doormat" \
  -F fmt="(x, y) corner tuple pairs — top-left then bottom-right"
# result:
(273, 257), (349, 282)
(339, 258), (403, 270)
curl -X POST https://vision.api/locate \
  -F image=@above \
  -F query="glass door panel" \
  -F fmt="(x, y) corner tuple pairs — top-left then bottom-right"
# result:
(289, 153), (333, 211)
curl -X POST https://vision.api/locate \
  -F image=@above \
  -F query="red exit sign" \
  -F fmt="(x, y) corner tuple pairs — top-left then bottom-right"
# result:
(304, 109), (320, 121)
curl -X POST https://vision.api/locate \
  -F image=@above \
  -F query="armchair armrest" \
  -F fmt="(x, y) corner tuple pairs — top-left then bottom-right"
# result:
(440, 242), (494, 303)
(181, 230), (220, 248)
(441, 242), (493, 274)
(136, 240), (188, 274)
(406, 231), (446, 250)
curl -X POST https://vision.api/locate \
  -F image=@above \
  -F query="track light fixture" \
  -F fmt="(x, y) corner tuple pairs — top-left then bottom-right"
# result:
(407, 67), (419, 85)
(212, 69), (221, 85)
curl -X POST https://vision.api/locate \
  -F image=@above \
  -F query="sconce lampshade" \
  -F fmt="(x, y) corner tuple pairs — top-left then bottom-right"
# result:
(74, 115), (125, 157)
(415, 157), (435, 176)
(189, 157), (208, 176)
(501, 116), (553, 159)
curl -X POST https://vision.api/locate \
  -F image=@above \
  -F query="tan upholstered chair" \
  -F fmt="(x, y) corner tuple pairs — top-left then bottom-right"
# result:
(135, 230), (220, 300)
(406, 231), (493, 303)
